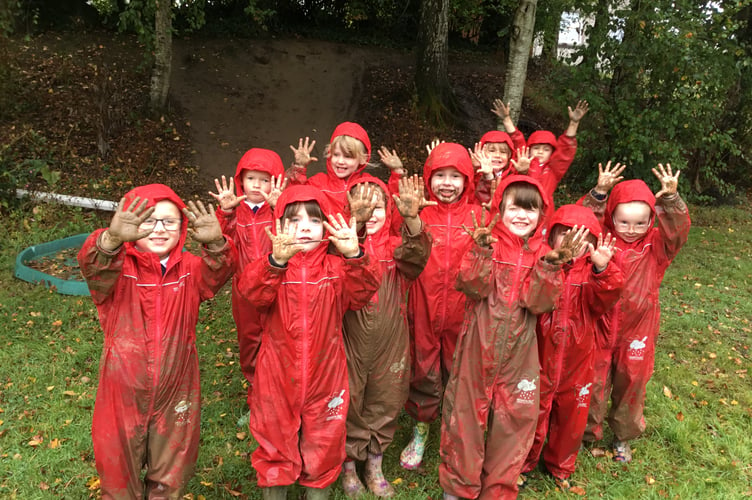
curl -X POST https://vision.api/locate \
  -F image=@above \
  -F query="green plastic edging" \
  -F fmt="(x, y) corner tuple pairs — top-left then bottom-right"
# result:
(14, 233), (91, 296)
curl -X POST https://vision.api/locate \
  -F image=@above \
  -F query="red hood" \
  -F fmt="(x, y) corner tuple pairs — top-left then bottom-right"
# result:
(479, 130), (514, 153)
(233, 148), (285, 196)
(273, 184), (332, 258)
(325, 121), (372, 180)
(548, 204), (602, 239)
(489, 175), (551, 251)
(604, 179), (656, 237)
(423, 142), (475, 204)
(527, 130), (557, 149)
(122, 183), (187, 262)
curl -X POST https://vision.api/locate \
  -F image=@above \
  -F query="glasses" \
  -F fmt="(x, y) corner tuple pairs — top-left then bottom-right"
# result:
(140, 218), (181, 231)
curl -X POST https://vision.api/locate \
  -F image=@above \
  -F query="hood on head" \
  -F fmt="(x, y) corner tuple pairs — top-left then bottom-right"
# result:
(122, 183), (187, 260)
(479, 131), (514, 153)
(422, 142), (475, 203)
(604, 179), (656, 234)
(489, 174), (551, 246)
(527, 130), (557, 149)
(273, 184), (332, 221)
(330, 121), (372, 160)
(234, 148), (285, 196)
(549, 204), (602, 239)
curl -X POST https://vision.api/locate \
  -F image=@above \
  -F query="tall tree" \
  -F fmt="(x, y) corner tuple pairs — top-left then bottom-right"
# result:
(150, 0), (171, 110)
(415, 0), (457, 124)
(503, 0), (537, 123)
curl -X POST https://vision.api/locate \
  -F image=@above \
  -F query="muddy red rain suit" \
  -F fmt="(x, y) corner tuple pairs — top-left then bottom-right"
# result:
(521, 204), (624, 480)
(216, 148), (284, 404)
(582, 180), (690, 443)
(439, 175), (564, 500)
(238, 185), (381, 488)
(78, 184), (235, 499)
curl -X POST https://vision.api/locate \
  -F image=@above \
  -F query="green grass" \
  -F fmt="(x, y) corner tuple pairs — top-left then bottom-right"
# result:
(1, 202), (751, 499)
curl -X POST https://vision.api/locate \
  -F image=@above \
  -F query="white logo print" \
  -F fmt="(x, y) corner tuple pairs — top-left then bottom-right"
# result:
(174, 400), (192, 426)
(326, 390), (346, 421)
(516, 378), (537, 405)
(628, 336), (648, 361)
(576, 383), (592, 408)
(390, 356), (407, 377)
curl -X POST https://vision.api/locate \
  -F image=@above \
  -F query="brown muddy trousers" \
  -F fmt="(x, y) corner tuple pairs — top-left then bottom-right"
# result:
(78, 184), (235, 499)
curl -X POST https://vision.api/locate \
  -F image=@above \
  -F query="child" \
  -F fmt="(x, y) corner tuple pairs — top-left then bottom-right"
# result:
(471, 130), (517, 204)
(209, 148), (286, 425)
(77, 184), (235, 498)
(288, 122), (372, 214)
(399, 142), (479, 470)
(520, 204), (624, 490)
(238, 185), (381, 500)
(439, 176), (584, 500)
(582, 163), (691, 463)
(340, 175), (432, 498)
(492, 99), (589, 196)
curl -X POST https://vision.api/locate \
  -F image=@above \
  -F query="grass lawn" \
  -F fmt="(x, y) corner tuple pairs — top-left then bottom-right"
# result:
(1, 202), (751, 499)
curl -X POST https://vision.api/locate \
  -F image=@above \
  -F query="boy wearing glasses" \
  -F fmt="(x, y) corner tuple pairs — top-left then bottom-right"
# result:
(78, 183), (235, 499)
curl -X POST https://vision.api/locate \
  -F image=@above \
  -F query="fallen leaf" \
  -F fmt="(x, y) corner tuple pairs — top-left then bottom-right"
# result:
(51, 320), (62, 327)
(663, 386), (673, 399)
(28, 436), (44, 447)
(646, 475), (656, 485)
(63, 391), (77, 396)
(570, 485), (586, 495)
(48, 438), (60, 449)
(676, 412), (685, 421)
(590, 447), (606, 457)
(200, 481), (213, 487)
(39, 482), (50, 491)
(709, 352), (717, 359)
(391, 478), (403, 485)
(236, 432), (246, 440)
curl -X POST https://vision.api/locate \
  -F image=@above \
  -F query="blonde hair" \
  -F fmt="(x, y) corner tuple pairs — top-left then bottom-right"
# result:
(326, 135), (368, 165)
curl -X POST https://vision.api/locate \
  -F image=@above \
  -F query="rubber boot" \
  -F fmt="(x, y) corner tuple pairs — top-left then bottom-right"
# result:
(399, 422), (430, 469)
(443, 493), (460, 500)
(304, 485), (331, 500)
(364, 453), (394, 497)
(261, 485), (288, 500)
(341, 459), (365, 498)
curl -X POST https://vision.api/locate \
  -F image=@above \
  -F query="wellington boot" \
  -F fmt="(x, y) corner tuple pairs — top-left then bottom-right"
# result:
(304, 485), (331, 500)
(261, 485), (288, 500)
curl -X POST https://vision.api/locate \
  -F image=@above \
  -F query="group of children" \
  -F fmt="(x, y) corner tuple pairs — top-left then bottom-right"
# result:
(78, 101), (691, 499)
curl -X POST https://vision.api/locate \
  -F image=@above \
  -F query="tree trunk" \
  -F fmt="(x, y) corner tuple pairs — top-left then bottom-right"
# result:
(150, 0), (171, 111)
(415, 0), (457, 125)
(503, 0), (538, 124)
(540, 3), (563, 63)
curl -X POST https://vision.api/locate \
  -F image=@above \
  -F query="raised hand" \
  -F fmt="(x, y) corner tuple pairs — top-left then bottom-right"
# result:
(324, 213), (360, 258)
(415, 176), (438, 210)
(209, 175), (246, 212)
(652, 163), (680, 199)
(462, 209), (500, 248)
(260, 174), (288, 209)
(589, 232), (617, 271)
(481, 177), (500, 211)
(545, 225), (590, 265)
(289, 137), (318, 167)
(183, 200), (224, 245)
(265, 219), (302, 265)
(595, 161), (626, 194)
(490, 99), (511, 121)
(378, 146), (406, 175)
(347, 182), (379, 225)
(568, 100), (589, 123)
(470, 144), (494, 178)
(510, 146), (531, 174)
(393, 175), (423, 219)
(104, 196), (155, 248)
(425, 138), (444, 156)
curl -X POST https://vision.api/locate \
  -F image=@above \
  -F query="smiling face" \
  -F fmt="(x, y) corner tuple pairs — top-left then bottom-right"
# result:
(241, 170), (272, 204)
(328, 136), (367, 179)
(365, 189), (387, 235)
(483, 142), (511, 173)
(285, 202), (325, 252)
(430, 167), (466, 204)
(499, 182), (543, 239)
(530, 143), (554, 164)
(134, 200), (182, 258)
(612, 201), (652, 243)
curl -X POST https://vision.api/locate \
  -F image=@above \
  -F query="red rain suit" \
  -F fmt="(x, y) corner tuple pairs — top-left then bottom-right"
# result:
(526, 130), (577, 197)
(287, 121), (372, 215)
(521, 205), (625, 480)
(405, 142), (480, 423)
(216, 148), (284, 404)
(78, 184), (235, 499)
(343, 176), (432, 460)
(582, 181), (690, 442)
(238, 185), (381, 488)
(439, 175), (564, 500)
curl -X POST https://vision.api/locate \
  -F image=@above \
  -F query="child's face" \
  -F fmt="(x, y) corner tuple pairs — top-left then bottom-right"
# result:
(530, 144), (554, 164)
(242, 170), (272, 204)
(501, 197), (541, 239)
(612, 201), (651, 243)
(365, 196), (387, 236)
(483, 142), (511, 173)
(135, 200), (182, 258)
(330, 144), (363, 179)
(430, 167), (465, 204)
(287, 205), (324, 252)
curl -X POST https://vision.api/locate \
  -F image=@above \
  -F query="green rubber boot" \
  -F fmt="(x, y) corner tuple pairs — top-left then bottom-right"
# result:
(304, 485), (331, 500)
(261, 485), (288, 500)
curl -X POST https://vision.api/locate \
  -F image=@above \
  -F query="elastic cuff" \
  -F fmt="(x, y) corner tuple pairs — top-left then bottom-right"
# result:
(590, 189), (608, 201)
